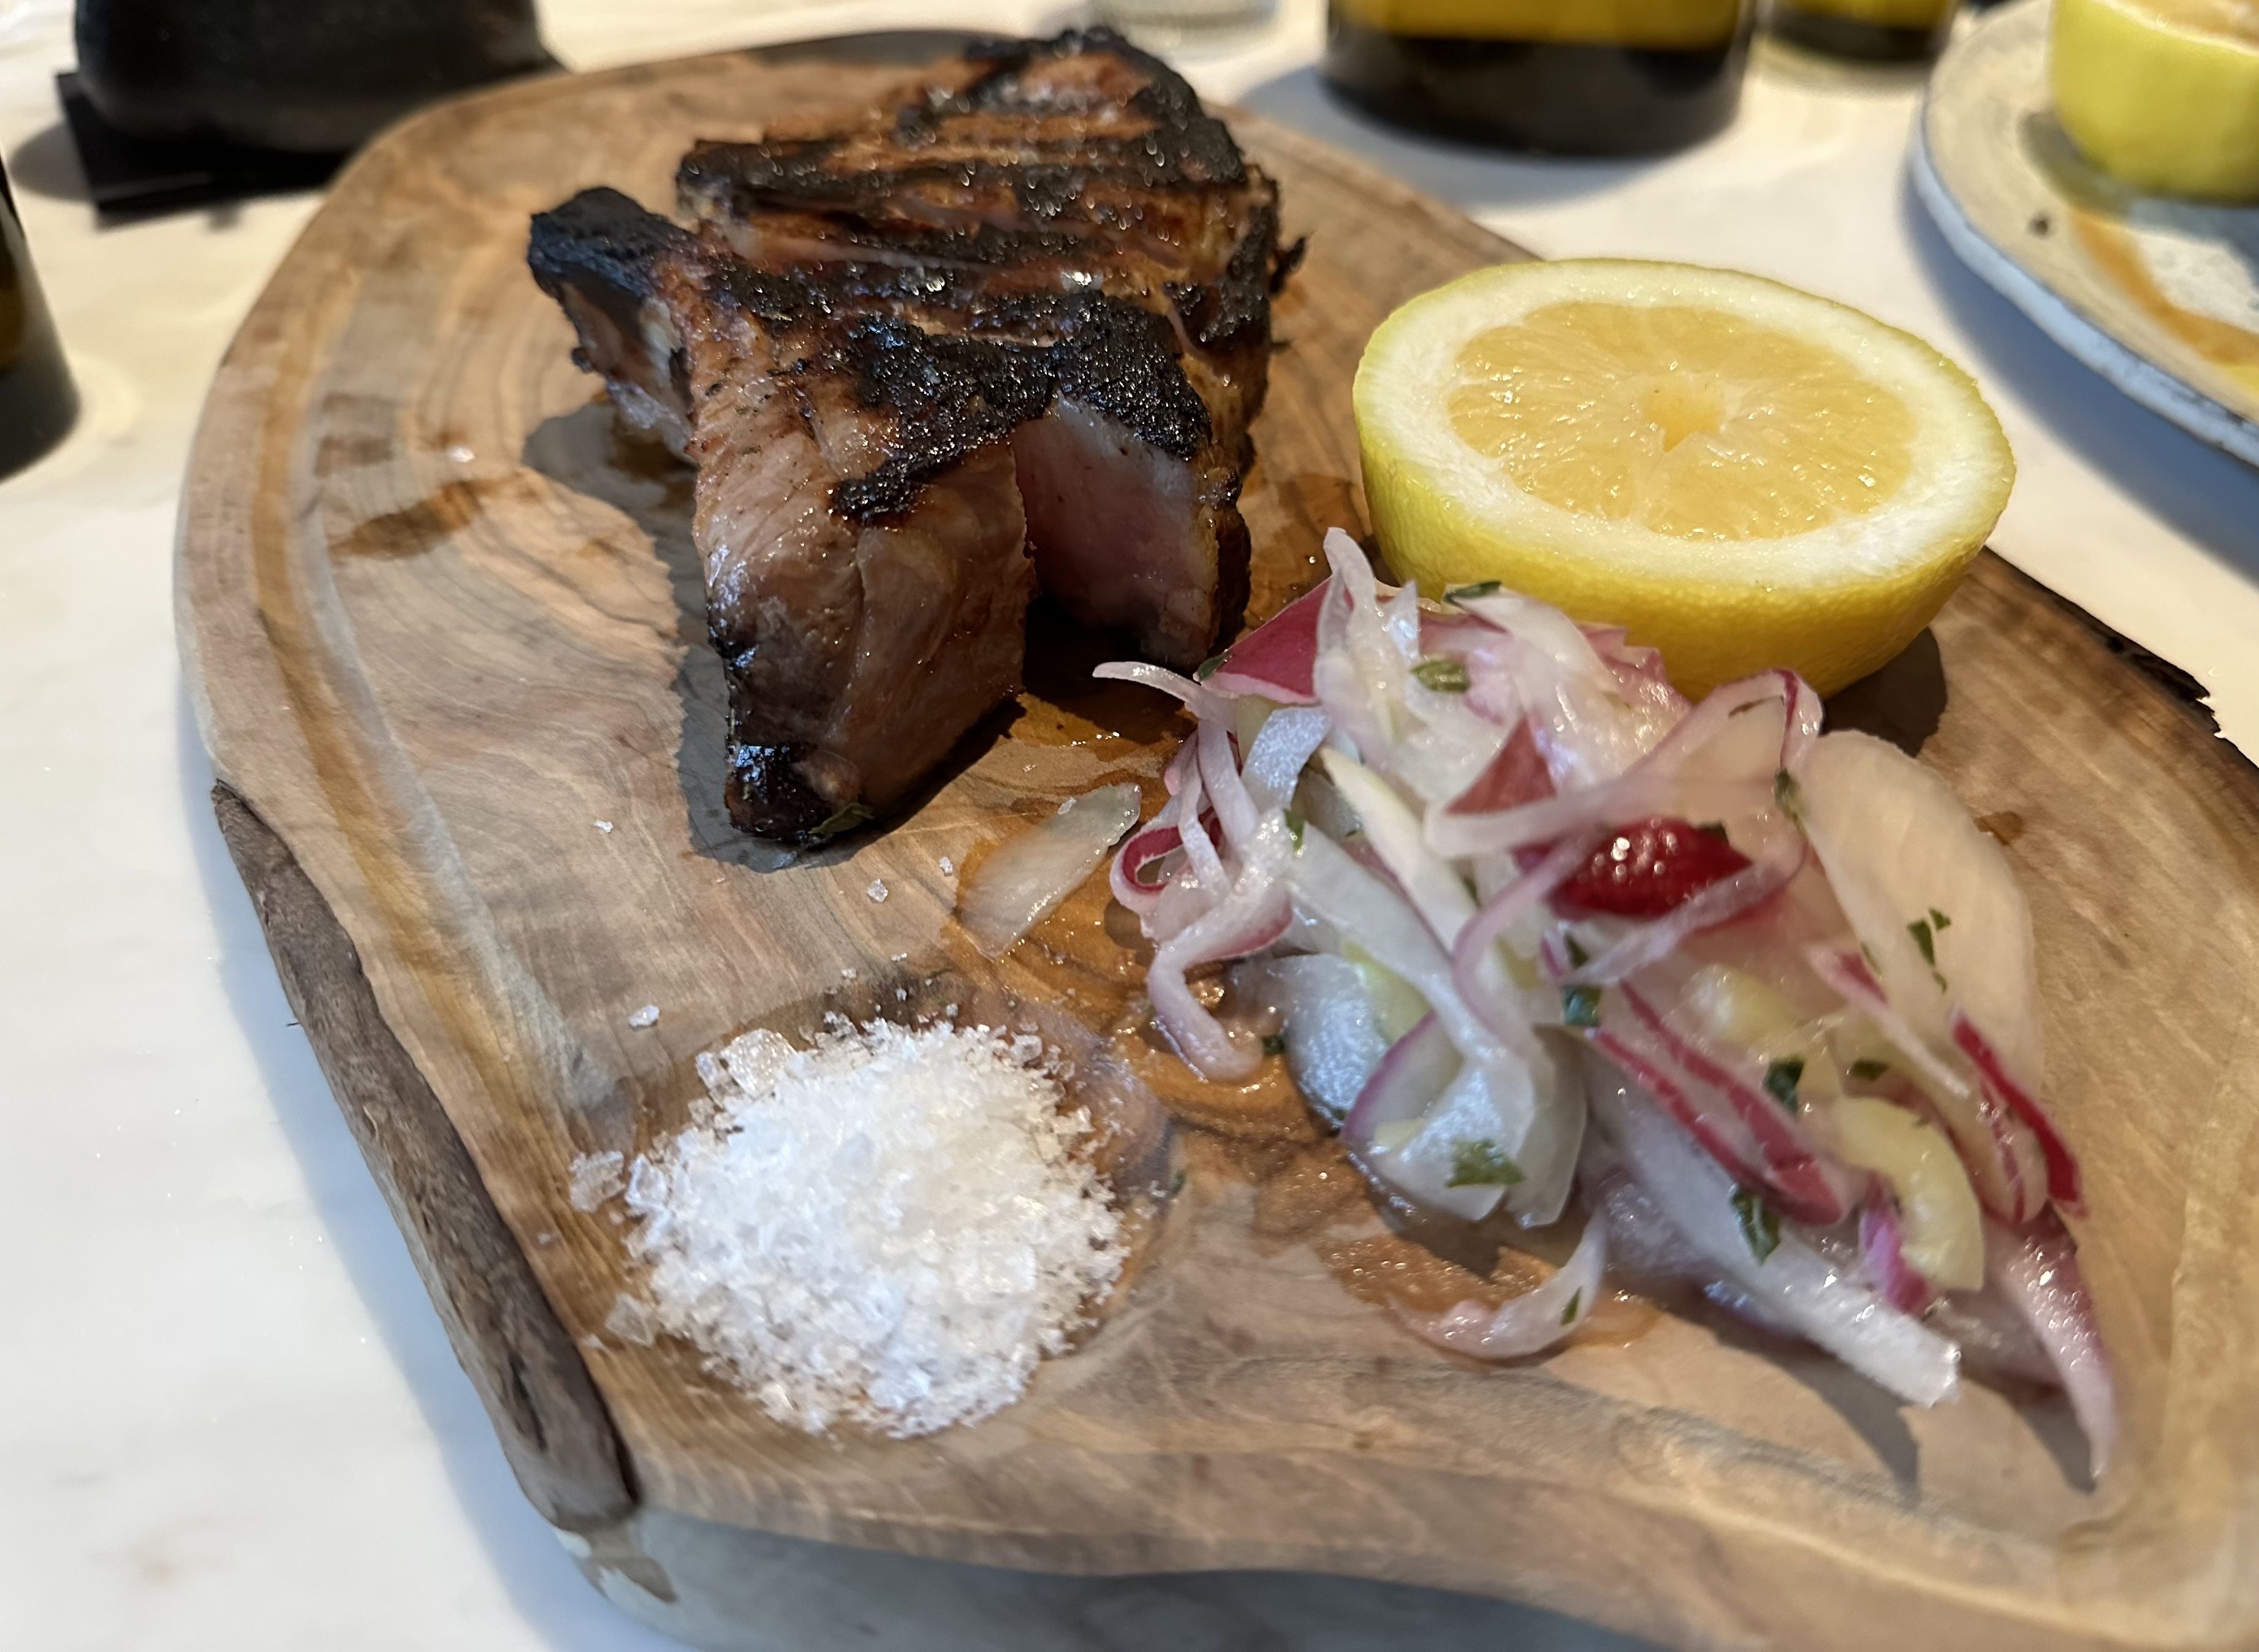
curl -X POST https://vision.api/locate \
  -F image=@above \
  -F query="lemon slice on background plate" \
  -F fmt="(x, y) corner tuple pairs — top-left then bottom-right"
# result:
(2052, 0), (2259, 203)
(1354, 259), (2015, 696)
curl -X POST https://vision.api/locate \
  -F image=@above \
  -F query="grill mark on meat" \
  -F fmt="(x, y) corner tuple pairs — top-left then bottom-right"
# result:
(528, 30), (1286, 842)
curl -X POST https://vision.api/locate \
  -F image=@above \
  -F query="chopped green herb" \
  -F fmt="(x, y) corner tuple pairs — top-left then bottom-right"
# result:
(1860, 941), (1881, 972)
(1848, 1058), (1889, 1082)
(1411, 657), (1471, 694)
(1563, 933), (1591, 969)
(1445, 580), (1503, 604)
(1560, 1289), (1583, 1326)
(1929, 907), (1951, 931)
(1194, 650), (1229, 681)
(1764, 1056), (1805, 1113)
(1169, 1169), (1188, 1196)
(1933, 969), (1949, 992)
(1731, 1188), (1780, 1264)
(1773, 768), (1805, 824)
(1285, 808), (1306, 850)
(1696, 820), (1731, 841)
(1907, 916), (1936, 966)
(1562, 985), (1602, 1029)
(1261, 1033), (1287, 1056)
(1448, 1139), (1525, 1188)
(810, 801), (875, 841)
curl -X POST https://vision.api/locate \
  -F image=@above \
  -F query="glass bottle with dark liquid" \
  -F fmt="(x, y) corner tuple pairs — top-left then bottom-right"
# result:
(1323, 0), (1756, 156)
(1767, 0), (1957, 63)
(0, 159), (77, 479)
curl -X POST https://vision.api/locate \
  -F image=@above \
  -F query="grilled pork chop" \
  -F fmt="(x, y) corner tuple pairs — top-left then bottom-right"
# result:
(529, 30), (1289, 842)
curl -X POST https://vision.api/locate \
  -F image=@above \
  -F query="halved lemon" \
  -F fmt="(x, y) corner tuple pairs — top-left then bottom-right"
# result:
(1354, 260), (2014, 696)
(2052, 0), (2259, 202)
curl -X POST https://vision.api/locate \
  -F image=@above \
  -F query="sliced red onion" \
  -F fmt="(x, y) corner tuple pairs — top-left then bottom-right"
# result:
(1952, 1012), (2084, 1214)
(960, 784), (1143, 958)
(1111, 822), (1183, 915)
(1348, 1021), (1560, 1224)
(1859, 1188), (1938, 1314)
(1617, 980), (1853, 1226)
(1174, 763), (1227, 894)
(1199, 714), (1259, 849)
(1240, 705), (1330, 814)
(1395, 1211), (1608, 1361)
(1426, 670), (1802, 861)
(1343, 1012), (1458, 1150)
(1205, 580), (1330, 703)
(1145, 819), (1298, 1079)
(1587, 1025), (1769, 1192)
(1588, 1059), (1961, 1406)
(1989, 1211), (2116, 1477)
(1092, 659), (1234, 723)
(1321, 750), (1477, 946)
(1292, 827), (1514, 1070)
(1809, 945), (2045, 1224)
(1451, 831), (1601, 1047)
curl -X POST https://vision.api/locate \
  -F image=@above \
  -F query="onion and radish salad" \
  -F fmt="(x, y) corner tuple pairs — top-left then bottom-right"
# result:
(1101, 528), (2114, 1471)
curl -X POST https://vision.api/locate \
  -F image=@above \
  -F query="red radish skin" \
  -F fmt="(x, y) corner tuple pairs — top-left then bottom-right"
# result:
(1953, 1012), (2085, 1214)
(1620, 983), (1850, 1226)
(1589, 1028), (1770, 1192)
(1205, 580), (1330, 703)
(1448, 716), (1555, 816)
(1554, 817), (1754, 920)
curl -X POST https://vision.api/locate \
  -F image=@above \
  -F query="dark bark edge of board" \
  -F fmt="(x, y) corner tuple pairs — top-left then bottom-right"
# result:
(213, 781), (636, 1532)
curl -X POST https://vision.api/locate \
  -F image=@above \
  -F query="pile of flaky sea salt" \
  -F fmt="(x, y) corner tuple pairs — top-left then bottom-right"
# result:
(574, 1018), (1125, 1439)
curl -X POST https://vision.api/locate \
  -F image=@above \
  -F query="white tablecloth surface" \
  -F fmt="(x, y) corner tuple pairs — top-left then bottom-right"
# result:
(4, 1), (2255, 1646)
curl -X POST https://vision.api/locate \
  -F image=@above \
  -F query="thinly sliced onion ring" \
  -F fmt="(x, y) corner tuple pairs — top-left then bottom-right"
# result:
(1394, 1211), (1608, 1361)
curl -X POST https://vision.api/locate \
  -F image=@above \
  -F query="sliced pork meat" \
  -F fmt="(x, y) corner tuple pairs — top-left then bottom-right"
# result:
(531, 188), (1037, 840)
(528, 29), (1289, 843)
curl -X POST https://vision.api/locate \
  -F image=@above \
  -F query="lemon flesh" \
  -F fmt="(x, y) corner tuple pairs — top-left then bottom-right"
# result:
(2053, 0), (2259, 203)
(1355, 260), (2014, 696)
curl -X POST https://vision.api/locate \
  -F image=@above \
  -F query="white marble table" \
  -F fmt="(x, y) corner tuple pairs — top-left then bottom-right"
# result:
(4, 1), (2255, 1646)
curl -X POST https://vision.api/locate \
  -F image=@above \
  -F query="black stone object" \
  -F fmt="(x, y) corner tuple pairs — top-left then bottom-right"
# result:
(59, 72), (341, 219)
(73, 0), (555, 155)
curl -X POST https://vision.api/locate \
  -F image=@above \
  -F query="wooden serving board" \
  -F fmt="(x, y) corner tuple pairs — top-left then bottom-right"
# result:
(178, 32), (2259, 1651)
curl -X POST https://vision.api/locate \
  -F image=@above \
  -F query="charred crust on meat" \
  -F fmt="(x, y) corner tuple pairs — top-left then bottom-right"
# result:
(826, 320), (1055, 520)
(723, 740), (837, 842)
(528, 31), (1281, 841)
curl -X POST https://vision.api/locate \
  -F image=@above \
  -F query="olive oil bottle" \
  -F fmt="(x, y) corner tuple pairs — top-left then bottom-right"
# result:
(1323, 0), (1755, 156)
(0, 161), (77, 480)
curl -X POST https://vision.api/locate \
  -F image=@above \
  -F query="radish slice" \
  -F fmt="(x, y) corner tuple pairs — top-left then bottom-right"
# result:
(1990, 1212), (2116, 1477)
(1448, 716), (1556, 816)
(1395, 1211), (1608, 1360)
(1796, 730), (2045, 1096)
(1588, 1059), (1961, 1406)
(1952, 1012), (2084, 1214)
(1207, 582), (1329, 703)
(960, 784), (1142, 957)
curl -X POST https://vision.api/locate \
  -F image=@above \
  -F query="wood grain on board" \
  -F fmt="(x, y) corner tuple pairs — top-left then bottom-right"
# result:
(176, 33), (2259, 1650)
